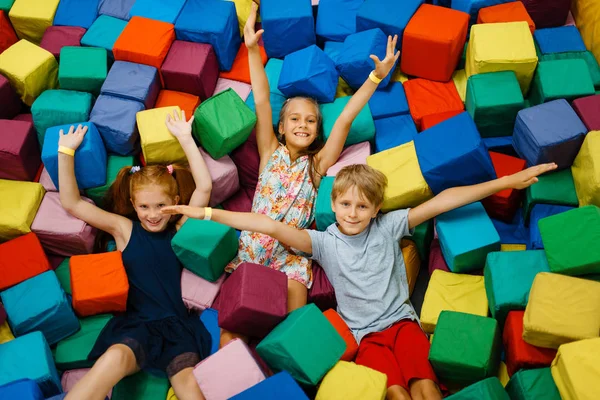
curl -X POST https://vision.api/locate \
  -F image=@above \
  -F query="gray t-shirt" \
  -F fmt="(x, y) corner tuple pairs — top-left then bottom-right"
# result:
(307, 209), (418, 343)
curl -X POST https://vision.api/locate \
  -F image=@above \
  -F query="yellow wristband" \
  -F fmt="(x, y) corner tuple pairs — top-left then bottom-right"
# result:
(369, 71), (382, 84)
(203, 207), (212, 221)
(58, 146), (75, 156)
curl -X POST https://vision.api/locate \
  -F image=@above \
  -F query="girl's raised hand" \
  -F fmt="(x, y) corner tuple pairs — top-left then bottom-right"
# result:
(244, 2), (264, 49)
(370, 35), (400, 80)
(59, 124), (88, 150)
(505, 162), (558, 190)
(161, 205), (204, 219)
(165, 110), (194, 139)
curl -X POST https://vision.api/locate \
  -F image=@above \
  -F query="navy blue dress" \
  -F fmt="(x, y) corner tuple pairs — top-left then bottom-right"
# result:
(88, 221), (211, 378)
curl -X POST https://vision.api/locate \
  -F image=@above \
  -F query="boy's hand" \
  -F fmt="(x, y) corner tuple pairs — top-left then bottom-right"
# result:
(59, 124), (88, 150)
(161, 205), (205, 219)
(244, 2), (264, 49)
(165, 110), (194, 140)
(370, 35), (400, 80)
(505, 163), (558, 189)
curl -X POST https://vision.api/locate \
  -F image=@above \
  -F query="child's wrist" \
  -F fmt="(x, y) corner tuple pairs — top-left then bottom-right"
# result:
(58, 145), (76, 156)
(369, 71), (383, 84)
(203, 207), (212, 221)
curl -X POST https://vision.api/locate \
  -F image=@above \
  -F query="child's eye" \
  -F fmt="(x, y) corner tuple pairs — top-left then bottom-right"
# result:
(158, 204), (166, 208)
(342, 202), (350, 207)
(140, 205), (147, 209)
(359, 205), (367, 209)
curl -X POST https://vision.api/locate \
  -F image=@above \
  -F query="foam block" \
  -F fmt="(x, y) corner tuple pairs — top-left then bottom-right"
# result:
(428, 239), (450, 276)
(368, 81), (409, 120)
(321, 96), (375, 146)
(129, 0), (185, 24)
(85, 155), (134, 207)
(101, 61), (160, 109)
(8, 0), (60, 44)
(403, 78), (464, 131)
(316, 361), (387, 399)
(356, 0), (423, 44)
(196, 147), (238, 206)
(373, 114), (416, 153)
(0, 180), (45, 242)
(53, 0), (99, 29)
(323, 309), (358, 362)
(477, 2), (536, 34)
(230, 371), (309, 400)
(39, 26), (86, 60)
(214, 78), (252, 101)
(529, 59), (595, 105)
(522, 169), (579, 224)
(521, 0), (571, 29)
(0, 74), (21, 119)
(0, 321), (13, 344)
(61, 369), (106, 395)
(420, 269), (488, 333)
(0, 119), (40, 181)
(572, 130), (600, 207)
(529, 204), (574, 249)
(155, 90), (200, 120)
(54, 314), (112, 370)
(200, 308), (220, 356)
(58, 46), (108, 94)
(482, 152), (527, 221)
(0, 9), (18, 54)
(55, 257), (71, 294)
(181, 269), (224, 312)
(326, 142), (371, 176)
(551, 338), (600, 400)
(315, 176), (335, 231)
(81, 15), (127, 60)
(506, 367), (561, 400)
(307, 262), (337, 312)
(0, 379), (44, 400)
(98, 0), (135, 20)
(112, 371), (169, 400)
(573, 95), (600, 131)
(539, 49), (600, 89)
(260, 0), (315, 59)
(0, 303), (5, 325)
(222, 188), (254, 213)
(316, 0), (362, 42)
(446, 377), (509, 400)
(137, 106), (187, 164)
(535, 26), (586, 55)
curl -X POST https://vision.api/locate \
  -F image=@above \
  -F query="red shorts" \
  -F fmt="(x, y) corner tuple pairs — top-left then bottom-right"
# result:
(355, 320), (441, 391)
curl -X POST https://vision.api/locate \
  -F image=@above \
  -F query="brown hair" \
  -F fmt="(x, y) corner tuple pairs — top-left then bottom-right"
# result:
(278, 96), (325, 187)
(331, 164), (388, 208)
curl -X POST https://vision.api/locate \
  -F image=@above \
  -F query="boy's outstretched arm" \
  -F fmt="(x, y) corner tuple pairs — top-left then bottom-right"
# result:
(407, 163), (558, 229)
(316, 35), (400, 174)
(161, 206), (313, 254)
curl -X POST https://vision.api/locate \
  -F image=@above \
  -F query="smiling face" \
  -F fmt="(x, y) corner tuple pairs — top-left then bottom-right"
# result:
(279, 98), (320, 151)
(131, 184), (179, 232)
(331, 185), (381, 236)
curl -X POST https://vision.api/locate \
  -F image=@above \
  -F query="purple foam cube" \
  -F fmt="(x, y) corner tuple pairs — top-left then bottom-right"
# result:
(0, 303), (6, 325)
(0, 75), (21, 119)
(307, 262), (337, 311)
(0, 120), (41, 181)
(40, 26), (86, 60)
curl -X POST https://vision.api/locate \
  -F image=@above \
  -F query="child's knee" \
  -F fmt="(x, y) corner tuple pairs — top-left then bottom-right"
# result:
(387, 385), (411, 400)
(101, 344), (137, 374)
(287, 279), (308, 312)
(409, 379), (441, 400)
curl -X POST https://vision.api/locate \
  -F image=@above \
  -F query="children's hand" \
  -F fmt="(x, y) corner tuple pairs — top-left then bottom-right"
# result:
(244, 2), (264, 49)
(505, 163), (558, 189)
(58, 124), (88, 150)
(370, 35), (400, 80)
(165, 110), (194, 140)
(161, 205), (205, 219)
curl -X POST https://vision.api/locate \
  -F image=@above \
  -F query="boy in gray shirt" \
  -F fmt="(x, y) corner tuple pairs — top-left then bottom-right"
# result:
(163, 162), (556, 400)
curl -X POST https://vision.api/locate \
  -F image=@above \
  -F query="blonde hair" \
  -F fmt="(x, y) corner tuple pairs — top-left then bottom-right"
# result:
(331, 164), (388, 207)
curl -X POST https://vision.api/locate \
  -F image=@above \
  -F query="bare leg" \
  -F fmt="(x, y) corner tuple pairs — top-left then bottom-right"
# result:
(287, 279), (307, 313)
(409, 379), (442, 400)
(65, 344), (139, 400)
(387, 385), (412, 400)
(219, 328), (248, 348)
(170, 367), (205, 400)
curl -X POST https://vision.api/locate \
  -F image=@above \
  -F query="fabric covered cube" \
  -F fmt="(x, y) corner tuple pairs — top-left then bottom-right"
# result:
(367, 141), (433, 212)
(192, 89), (256, 159)
(522, 169), (579, 224)
(356, 0), (423, 44)
(155, 90), (200, 119)
(53, 0), (99, 29)
(0, 74), (21, 119)
(506, 367), (561, 400)
(336, 28), (394, 89)
(199, 147), (239, 207)
(326, 142), (371, 176)
(0, 379), (44, 400)
(503, 311), (557, 376)
(572, 130), (600, 207)
(0, 180), (45, 241)
(428, 239), (450, 275)
(477, 2), (536, 34)
(373, 114), (416, 153)
(61, 369), (106, 395)
(193, 338), (266, 399)
(415, 112), (496, 195)
(0, 321), (14, 344)
(0, 303), (5, 325)
(101, 61), (160, 109)
(89, 95), (144, 156)
(323, 309), (358, 362)
(0, 9), (18, 54)
(1, 270), (79, 345)
(484, 250), (550, 324)
(39, 168), (56, 192)
(573, 95), (600, 131)
(452, 68), (467, 102)
(214, 77), (252, 101)
(551, 338), (600, 400)
(222, 188), (254, 213)
(260, 0), (315, 59)
(420, 269), (488, 333)
(0, 39), (58, 106)
(482, 152), (527, 221)
(137, 106), (187, 164)
(278, 45), (338, 103)
(218, 263), (288, 338)
(446, 377), (509, 399)
(199, 308), (220, 356)
(529, 204), (574, 249)
(315, 0), (362, 42)
(172, 218), (238, 282)
(112, 371), (169, 400)
(453, 0), (518, 27)
(220, 44), (268, 85)
(316, 361), (387, 400)
(81, 15), (127, 60)
(0, 233), (50, 291)
(401, 238), (424, 292)
(0, 119), (40, 181)
(70, 251), (129, 317)
(0, 331), (61, 397)
(521, 0), (571, 29)
(401, 4), (469, 81)
(465, 71), (525, 137)
(228, 129), (260, 191)
(321, 96), (375, 146)
(308, 262), (337, 312)
(368, 81), (409, 120)
(54, 314), (112, 370)
(529, 59), (595, 105)
(534, 26), (586, 55)
(85, 155), (135, 207)
(175, 0), (241, 71)
(98, 0), (135, 20)
(8, 0), (60, 43)
(538, 50), (600, 90)
(181, 269), (224, 312)
(59, 47), (108, 94)
(113, 16), (175, 71)
(40, 26), (86, 60)
(429, 311), (501, 386)
(129, 0), (185, 24)
(435, 202), (501, 272)
(161, 40), (219, 101)
(523, 272), (600, 349)
(315, 176), (335, 231)
(466, 22), (538, 94)
(512, 99), (587, 169)
(230, 371), (308, 400)
(55, 257), (71, 294)
(421, 110), (465, 132)
(403, 78), (464, 131)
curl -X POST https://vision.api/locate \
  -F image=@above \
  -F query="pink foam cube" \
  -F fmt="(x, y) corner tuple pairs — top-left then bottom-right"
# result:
(229, 130), (260, 191)
(193, 338), (266, 399)
(181, 268), (225, 312)
(213, 77), (252, 101)
(308, 262), (337, 311)
(199, 147), (240, 207)
(0, 119), (41, 181)
(326, 141), (371, 176)
(39, 167), (57, 192)
(40, 26), (86, 59)
(61, 369), (113, 398)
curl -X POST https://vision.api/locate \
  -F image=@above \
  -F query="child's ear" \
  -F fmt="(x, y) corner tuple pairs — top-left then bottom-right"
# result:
(372, 205), (382, 218)
(174, 195), (180, 205)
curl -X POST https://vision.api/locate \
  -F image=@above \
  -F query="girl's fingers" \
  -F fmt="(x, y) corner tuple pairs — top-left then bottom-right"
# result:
(188, 115), (195, 125)
(68, 125), (75, 135)
(180, 110), (186, 122)
(370, 54), (380, 64)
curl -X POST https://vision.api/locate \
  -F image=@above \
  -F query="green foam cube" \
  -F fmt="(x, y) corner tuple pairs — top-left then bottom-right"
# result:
(112, 370), (170, 400)
(528, 59), (595, 106)
(465, 71), (525, 137)
(539, 50), (600, 89)
(193, 88), (256, 159)
(0, 0), (14, 12)
(539, 205), (600, 276)
(321, 96), (375, 146)
(59, 47), (107, 94)
(523, 169), (579, 224)
(315, 176), (335, 231)
(55, 257), (71, 295)
(256, 303), (346, 386)
(411, 219), (434, 262)
(54, 314), (112, 370)
(429, 311), (501, 386)
(85, 155), (135, 207)
(505, 368), (561, 400)
(446, 377), (509, 400)
(171, 218), (238, 282)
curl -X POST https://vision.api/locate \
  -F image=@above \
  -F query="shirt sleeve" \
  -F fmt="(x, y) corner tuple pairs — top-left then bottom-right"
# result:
(377, 208), (412, 242)
(306, 229), (325, 264)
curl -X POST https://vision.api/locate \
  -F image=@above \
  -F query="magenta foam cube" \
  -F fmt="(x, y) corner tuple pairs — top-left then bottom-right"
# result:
(222, 188), (254, 213)
(307, 262), (337, 311)
(428, 239), (450, 276)
(0, 75), (21, 119)
(181, 268), (225, 312)
(40, 26), (86, 60)
(0, 119), (41, 181)
(218, 263), (288, 338)
(326, 141), (371, 176)
(213, 78), (252, 101)
(199, 147), (240, 207)
(573, 94), (600, 131)
(229, 130), (260, 192)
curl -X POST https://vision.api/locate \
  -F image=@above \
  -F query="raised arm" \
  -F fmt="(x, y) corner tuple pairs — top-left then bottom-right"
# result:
(407, 163), (558, 229)
(161, 205), (313, 254)
(316, 35), (400, 174)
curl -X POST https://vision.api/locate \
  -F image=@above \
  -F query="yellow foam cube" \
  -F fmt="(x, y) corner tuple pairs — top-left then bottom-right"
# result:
(500, 244), (527, 252)
(523, 272), (600, 349)
(497, 362), (509, 387)
(452, 69), (467, 103)
(0, 40), (58, 106)
(572, 131), (600, 207)
(551, 338), (600, 400)
(316, 361), (387, 400)
(336, 77), (355, 98)
(0, 321), (15, 344)
(0, 180), (45, 242)
(420, 269), (488, 333)
(137, 107), (187, 165)
(401, 239), (421, 296)
(9, 0), (60, 44)
(366, 141), (433, 212)
(572, 0), (600, 65)
(466, 22), (538, 94)
(226, 0), (257, 36)
(392, 68), (409, 83)
(166, 387), (178, 399)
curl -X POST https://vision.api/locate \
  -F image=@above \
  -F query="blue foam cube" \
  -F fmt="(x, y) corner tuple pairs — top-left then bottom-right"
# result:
(482, 136), (517, 157)
(42, 122), (107, 190)
(535, 26), (587, 55)
(100, 61), (160, 109)
(0, 379), (44, 400)
(98, 0), (136, 20)
(175, 0), (241, 71)
(81, 15), (128, 59)
(129, 0), (186, 24)
(490, 209), (529, 246)
(529, 204), (575, 249)
(374, 114), (416, 153)
(323, 41), (344, 64)
(0, 332), (62, 397)
(368, 81), (409, 119)
(278, 45), (339, 103)
(356, 0), (423, 45)
(200, 308), (220, 356)
(260, 0), (316, 59)
(316, 0), (363, 42)
(230, 371), (309, 400)
(53, 0), (100, 29)
(90, 95), (144, 156)
(0, 271), (79, 345)
(336, 28), (395, 89)
(452, 0), (510, 27)
(415, 112), (496, 195)
(512, 99), (587, 170)
(436, 202), (501, 272)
